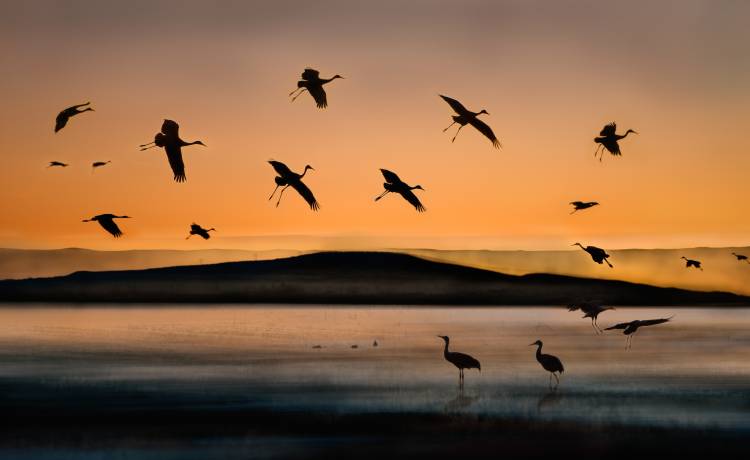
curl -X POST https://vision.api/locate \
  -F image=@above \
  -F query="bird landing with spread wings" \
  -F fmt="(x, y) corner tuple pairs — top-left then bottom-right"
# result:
(268, 160), (320, 211)
(604, 317), (673, 349)
(594, 122), (637, 161)
(289, 68), (344, 109)
(140, 119), (206, 183)
(82, 214), (131, 238)
(55, 102), (94, 133)
(186, 223), (216, 240)
(681, 256), (703, 271)
(375, 169), (426, 212)
(573, 242), (613, 268)
(439, 95), (501, 149)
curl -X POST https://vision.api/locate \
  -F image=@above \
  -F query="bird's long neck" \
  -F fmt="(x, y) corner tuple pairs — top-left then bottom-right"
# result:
(618, 130), (634, 140)
(321, 76), (339, 84)
(300, 167), (312, 178)
(443, 340), (450, 357)
(535, 343), (543, 359)
(181, 140), (202, 147)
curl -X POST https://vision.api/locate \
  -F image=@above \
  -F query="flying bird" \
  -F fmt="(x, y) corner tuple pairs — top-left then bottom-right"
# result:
(731, 252), (749, 264)
(570, 201), (599, 214)
(91, 161), (111, 172)
(268, 160), (320, 210)
(375, 169), (425, 212)
(47, 161), (69, 168)
(55, 102), (94, 133)
(438, 336), (480, 387)
(289, 68), (344, 109)
(573, 242), (613, 268)
(681, 256), (703, 271)
(82, 214), (131, 238)
(186, 223), (215, 240)
(568, 302), (615, 334)
(439, 95), (501, 148)
(530, 340), (564, 389)
(594, 122), (637, 161)
(140, 119), (206, 182)
(604, 317), (673, 349)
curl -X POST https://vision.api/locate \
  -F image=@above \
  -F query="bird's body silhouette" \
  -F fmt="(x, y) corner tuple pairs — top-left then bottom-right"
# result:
(140, 119), (206, 182)
(186, 223), (215, 240)
(568, 302), (615, 334)
(289, 68), (343, 109)
(82, 214), (131, 238)
(375, 169), (425, 212)
(604, 317), (673, 349)
(570, 201), (599, 214)
(439, 95), (501, 148)
(268, 161), (319, 210)
(530, 340), (564, 389)
(681, 256), (703, 271)
(47, 161), (68, 168)
(573, 242), (613, 267)
(594, 122), (637, 161)
(55, 102), (93, 133)
(91, 161), (111, 171)
(438, 336), (480, 387)
(732, 252), (749, 264)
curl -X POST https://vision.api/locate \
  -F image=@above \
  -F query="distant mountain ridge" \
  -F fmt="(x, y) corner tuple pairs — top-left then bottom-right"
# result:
(0, 251), (747, 306)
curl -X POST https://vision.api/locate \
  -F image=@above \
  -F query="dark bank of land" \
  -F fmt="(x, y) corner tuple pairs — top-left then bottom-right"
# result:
(1, 251), (748, 305)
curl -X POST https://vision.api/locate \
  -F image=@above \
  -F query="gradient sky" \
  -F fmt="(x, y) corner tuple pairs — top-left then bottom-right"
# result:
(1, 0), (748, 250)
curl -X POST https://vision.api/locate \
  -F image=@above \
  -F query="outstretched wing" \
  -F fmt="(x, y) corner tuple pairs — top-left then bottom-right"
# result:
(269, 160), (293, 177)
(604, 321), (632, 331)
(98, 218), (123, 238)
(291, 180), (320, 211)
(600, 122), (616, 136)
(638, 317), (672, 328)
(379, 169), (401, 184)
(308, 85), (328, 108)
(164, 143), (186, 182)
(601, 138), (622, 156)
(439, 95), (470, 116)
(302, 68), (319, 80)
(161, 119), (180, 137)
(190, 223), (201, 232)
(468, 117), (501, 149)
(54, 111), (69, 132)
(570, 201), (584, 207)
(400, 189), (426, 212)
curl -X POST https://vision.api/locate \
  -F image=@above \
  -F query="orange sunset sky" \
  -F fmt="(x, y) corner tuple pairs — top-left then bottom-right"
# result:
(0, 0), (748, 251)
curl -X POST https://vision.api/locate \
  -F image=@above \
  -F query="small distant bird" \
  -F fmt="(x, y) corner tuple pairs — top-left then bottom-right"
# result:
(731, 252), (749, 264)
(681, 256), (703, 271)
(567, 302), (615, 334)
(55, 102), (93, 133)
(439, 95), (501, 148)
(375, 169), (425, 212)
(82, 214), (131, 238)
(573, 242), (613, 268)
(594, 122), (637, 161)
(569, 201), (599, 214)
(140, 119), (206, 182)
(311, 345), (323, 349)
(438, 335), (481, 387)
(289, 68), (344, 109)
(529, 340), (564, 389)
(351, 344), (359, 349)
(186, 223), (215, 240)
(47, 161), (69, 168)
(373, 340), (379, 347)
(91, 160), (111, 172)
(604, 317), (673, 349)
(268, 160), (320, 210)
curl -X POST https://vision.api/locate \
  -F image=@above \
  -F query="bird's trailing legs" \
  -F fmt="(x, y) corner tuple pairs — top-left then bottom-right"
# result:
(140, 141), (157, 151)
(451, 125), (464, 143)
(591, 318), (600, 335)
(443, 121), (457, 132)
(374, 190), (390, 201)
(276, 185), (290, 207)
(604, 258), (613, 268)
(268, 184), (281, 201)
(289, 88), (307, 103)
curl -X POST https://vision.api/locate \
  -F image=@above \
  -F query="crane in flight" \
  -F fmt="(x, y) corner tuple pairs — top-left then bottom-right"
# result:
(567, 302), (615, 334)
(91, 161), (111, 172)
(573, 242), (613, 267)
(569, 201), (599, 214)
(438, 336), (480, 388)
(186, 223), (216, 240)
(55, 102), (93, 133)
(140, 119), (206, 182)
(82, 214), (131, 238)
(594, 122), (637, 161)
(375, 169), (425, 212)
(289, 68), (344, 109)
(681, 256), (703, 271)
(731, 252), (749, 264)
(268, 160), (320, 210)
(439, 95), (501, 148)
(604, 317), (673, 349)
(529, 340), (564, 389)
(47, 161), (69, 168)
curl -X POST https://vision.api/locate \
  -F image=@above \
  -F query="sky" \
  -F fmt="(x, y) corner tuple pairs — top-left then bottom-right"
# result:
(0, 0), (749, 251)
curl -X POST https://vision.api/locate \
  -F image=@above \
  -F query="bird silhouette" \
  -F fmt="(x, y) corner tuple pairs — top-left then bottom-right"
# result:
(55, 102), (93, 133)
(373, 340), (379, 347)
(594, 122), (637, 161)
(438, 335), (480, 387)
(568, 301), (615, 334)
(47, 161), (69, 168)
(375, 169), (425, 212)
(289, 68), (344, 109)
(91, 161), (111, 172)
(439, 95), (501, 148)
(82, 214), (131, 238)
(681, 256), (703, 271)
(140, 119), (206, 182)
(569, 201), (599, 214)
(268, 160), (320, 210)
(573, 242), (613, 267)
(186, 223), (215, 240)
(530, 340), (564, 389)
(731, 252), (749, 264)
(604, 317), (673, 349)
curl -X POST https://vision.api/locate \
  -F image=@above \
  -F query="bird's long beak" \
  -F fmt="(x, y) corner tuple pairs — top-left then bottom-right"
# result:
(528, 342), (536, 346)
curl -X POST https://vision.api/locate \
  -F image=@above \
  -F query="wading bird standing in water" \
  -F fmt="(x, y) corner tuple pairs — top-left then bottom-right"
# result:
(55, 102), (93, 133)
(731, 252), (749, 264)
(82, 214), (131, 238)
(140, 119), (206, 183)
(573, 242), (613, 267)
(567, 302), (615, 334)
(604, 317), (673, 349)
(594, 122), (637, 161)
(438, 336), (481, 387)
(91, 161), (111, 172)
(289, 68), (344, 109)
(439, 95), (501, 148)
(681, 256), (703, 271)
(186, 223), (215, 240)
(530, 340), (564, 390)
(375, 169), (425, 212)
(268, 160), (320, 210)
(569, 201), (599, 214)
(47, 161), (68, 168)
